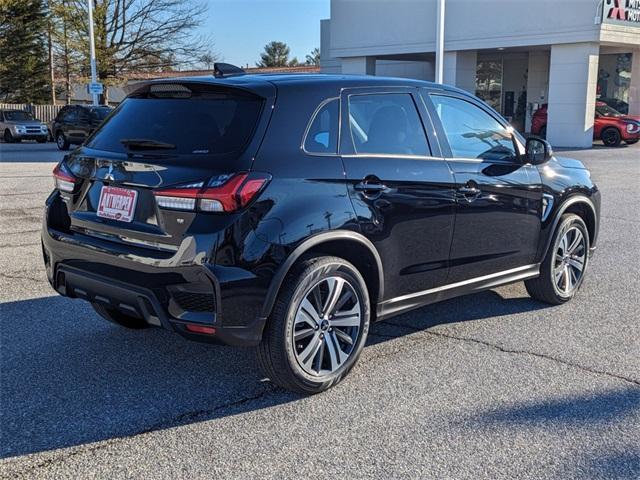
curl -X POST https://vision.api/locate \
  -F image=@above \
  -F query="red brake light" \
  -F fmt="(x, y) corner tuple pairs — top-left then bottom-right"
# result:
(238, 179), (269, 207)
(199, 174), (249, 212)
(52, 163), (77, 192)
(153, 173), (270, 213)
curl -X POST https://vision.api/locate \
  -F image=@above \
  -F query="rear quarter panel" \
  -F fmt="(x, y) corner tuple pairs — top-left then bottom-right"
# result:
(211, 84), (359, 325)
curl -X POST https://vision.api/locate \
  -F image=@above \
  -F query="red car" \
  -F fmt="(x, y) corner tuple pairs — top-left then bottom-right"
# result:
(531, 102), (640, 147)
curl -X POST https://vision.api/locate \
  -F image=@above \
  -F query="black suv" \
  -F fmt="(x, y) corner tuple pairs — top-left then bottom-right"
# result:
(50, 104), (112, 150)
(42, 73), (600, 394)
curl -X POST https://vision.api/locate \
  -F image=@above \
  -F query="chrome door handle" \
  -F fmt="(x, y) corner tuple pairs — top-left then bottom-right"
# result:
(354, 182), (386, 192)
(458, 186), (480, 195)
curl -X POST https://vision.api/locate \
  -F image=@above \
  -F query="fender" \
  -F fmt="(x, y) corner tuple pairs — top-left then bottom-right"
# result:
(259, 230), (384, 319)
(540, 194), (598, 261)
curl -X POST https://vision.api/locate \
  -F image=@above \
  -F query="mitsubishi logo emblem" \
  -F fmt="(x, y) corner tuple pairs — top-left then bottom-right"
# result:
(106, 162), (115, 182)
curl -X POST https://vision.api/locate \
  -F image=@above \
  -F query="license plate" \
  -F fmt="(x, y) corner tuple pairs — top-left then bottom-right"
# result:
(97, 186), (138, 223)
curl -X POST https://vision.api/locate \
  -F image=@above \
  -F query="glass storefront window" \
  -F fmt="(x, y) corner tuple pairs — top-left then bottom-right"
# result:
(597, 53), (632, 114)
(476, 60), (503, 112)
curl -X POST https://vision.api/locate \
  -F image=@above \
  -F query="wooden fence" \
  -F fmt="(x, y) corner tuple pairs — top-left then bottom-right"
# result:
(0, 103), (64, 123)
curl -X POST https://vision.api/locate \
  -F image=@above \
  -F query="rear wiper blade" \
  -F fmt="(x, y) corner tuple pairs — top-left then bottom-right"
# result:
(119, 138), (176, 150)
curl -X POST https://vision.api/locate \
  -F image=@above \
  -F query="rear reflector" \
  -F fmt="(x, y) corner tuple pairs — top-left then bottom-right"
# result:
(154, 196), (196, 211)
(153, 172), (270, 213)
(52, 163), (77, 192)
(185, 324), (216, 335)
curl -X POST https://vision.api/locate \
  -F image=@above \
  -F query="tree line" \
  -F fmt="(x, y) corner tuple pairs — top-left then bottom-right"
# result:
(0, 0), (320, 105)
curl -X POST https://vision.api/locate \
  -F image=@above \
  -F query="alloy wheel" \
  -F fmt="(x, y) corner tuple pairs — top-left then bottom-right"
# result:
(602, 129), (620, 146)
(56, 133), (65, 148)
(554, 226), (586, 295)
(292, 276), (362, 376)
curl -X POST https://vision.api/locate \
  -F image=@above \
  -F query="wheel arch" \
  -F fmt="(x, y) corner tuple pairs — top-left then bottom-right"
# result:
(541, 195), (598, 260)
(260, 231), (384, 319)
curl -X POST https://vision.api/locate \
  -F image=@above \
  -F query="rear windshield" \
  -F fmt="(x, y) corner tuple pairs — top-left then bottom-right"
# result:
(87, 89), (263, 155)
(4, 111), (34, 121)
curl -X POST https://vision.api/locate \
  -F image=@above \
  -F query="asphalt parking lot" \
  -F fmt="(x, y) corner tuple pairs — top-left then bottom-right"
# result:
(0, 141), (638, 479)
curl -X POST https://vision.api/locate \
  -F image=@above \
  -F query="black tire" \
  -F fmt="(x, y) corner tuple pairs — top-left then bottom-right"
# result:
(625, 139), (638, 145)
(601, 127), (621, 147)
(257, 256), (370, 394)
(539, 125), (547, 139)
(525, 214), (589, 305)
(4, 129), (14, 143)
(91, 303), (149, 329)
(56, 131), (70, 150)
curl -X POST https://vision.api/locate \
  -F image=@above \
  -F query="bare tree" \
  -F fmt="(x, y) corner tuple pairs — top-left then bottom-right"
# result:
(305, 47), (320, 66)
(199, 51), (219, 70)
(56, 0), (211, 83)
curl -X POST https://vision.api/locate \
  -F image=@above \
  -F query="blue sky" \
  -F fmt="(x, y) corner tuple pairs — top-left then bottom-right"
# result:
(200, 0), (330, 68)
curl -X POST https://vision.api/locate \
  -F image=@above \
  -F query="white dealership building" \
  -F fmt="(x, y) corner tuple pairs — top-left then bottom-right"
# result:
(320, 0), (640, 147)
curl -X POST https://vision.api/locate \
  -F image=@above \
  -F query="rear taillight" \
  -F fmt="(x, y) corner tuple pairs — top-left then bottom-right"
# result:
(153, 173), (270, 213)
(52, 163), (77, 193)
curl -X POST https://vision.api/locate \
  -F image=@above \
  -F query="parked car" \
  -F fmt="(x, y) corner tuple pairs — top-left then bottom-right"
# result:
(598, 97), (628, 115)
(1, 109), (48, 143)
(43, 72), (601, 394)
(531, 102), (640, 146)
(50, 104), (112, 150)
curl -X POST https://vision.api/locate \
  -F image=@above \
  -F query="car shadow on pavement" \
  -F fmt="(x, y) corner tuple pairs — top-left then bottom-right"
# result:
(0, 289), (549, 459)
(461, 386), (640, 479)
(367, 288), (551, 345)
(0, 295), (300, 459)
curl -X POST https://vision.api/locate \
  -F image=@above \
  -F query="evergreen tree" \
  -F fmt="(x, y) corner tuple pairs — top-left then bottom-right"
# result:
(0, 0), (50, 103)
(257, 41), (293, 68)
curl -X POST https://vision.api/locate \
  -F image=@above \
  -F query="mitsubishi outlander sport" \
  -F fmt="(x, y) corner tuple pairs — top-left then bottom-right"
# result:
(42, 69), (600, 394)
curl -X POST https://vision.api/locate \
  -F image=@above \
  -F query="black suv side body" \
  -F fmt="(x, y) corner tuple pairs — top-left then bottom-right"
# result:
(51, 104), (112, 150)
(42, 74), (600, 393)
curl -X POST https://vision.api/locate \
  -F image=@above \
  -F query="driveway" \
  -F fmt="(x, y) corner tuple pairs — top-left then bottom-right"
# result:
(0, 142), (638, 479)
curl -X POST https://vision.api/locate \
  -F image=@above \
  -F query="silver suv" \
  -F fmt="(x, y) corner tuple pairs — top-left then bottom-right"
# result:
(1, 110), (48, 143)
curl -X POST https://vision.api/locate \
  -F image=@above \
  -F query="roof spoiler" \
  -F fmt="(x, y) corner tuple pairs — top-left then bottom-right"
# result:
(213, 63), (246, 78)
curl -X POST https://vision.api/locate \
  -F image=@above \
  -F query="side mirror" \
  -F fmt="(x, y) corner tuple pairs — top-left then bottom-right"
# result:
(525, 136), (553, 165)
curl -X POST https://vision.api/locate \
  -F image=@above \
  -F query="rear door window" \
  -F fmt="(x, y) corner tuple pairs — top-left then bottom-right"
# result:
(87, 88), (263, 156)
(347, 93), (430, 156)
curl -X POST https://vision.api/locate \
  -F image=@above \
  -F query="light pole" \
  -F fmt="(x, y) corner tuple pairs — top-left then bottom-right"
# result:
(87, 0), (99, 105)
(435, 0), (445, 84)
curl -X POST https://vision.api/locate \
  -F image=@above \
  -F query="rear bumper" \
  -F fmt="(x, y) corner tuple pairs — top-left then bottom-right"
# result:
(41, 197), (268, 346)
(53, 264), (265, 346)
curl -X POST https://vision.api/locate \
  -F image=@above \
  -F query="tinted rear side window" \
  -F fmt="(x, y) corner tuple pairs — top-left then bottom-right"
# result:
(87, 90), (263, 155)
(304, 99), (339, 154)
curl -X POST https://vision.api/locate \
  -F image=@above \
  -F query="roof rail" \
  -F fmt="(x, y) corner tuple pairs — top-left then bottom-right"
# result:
(213, 63), (246, 78)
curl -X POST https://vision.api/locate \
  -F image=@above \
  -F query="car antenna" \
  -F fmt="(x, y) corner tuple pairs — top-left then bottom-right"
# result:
(213, 63), (246, 78)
